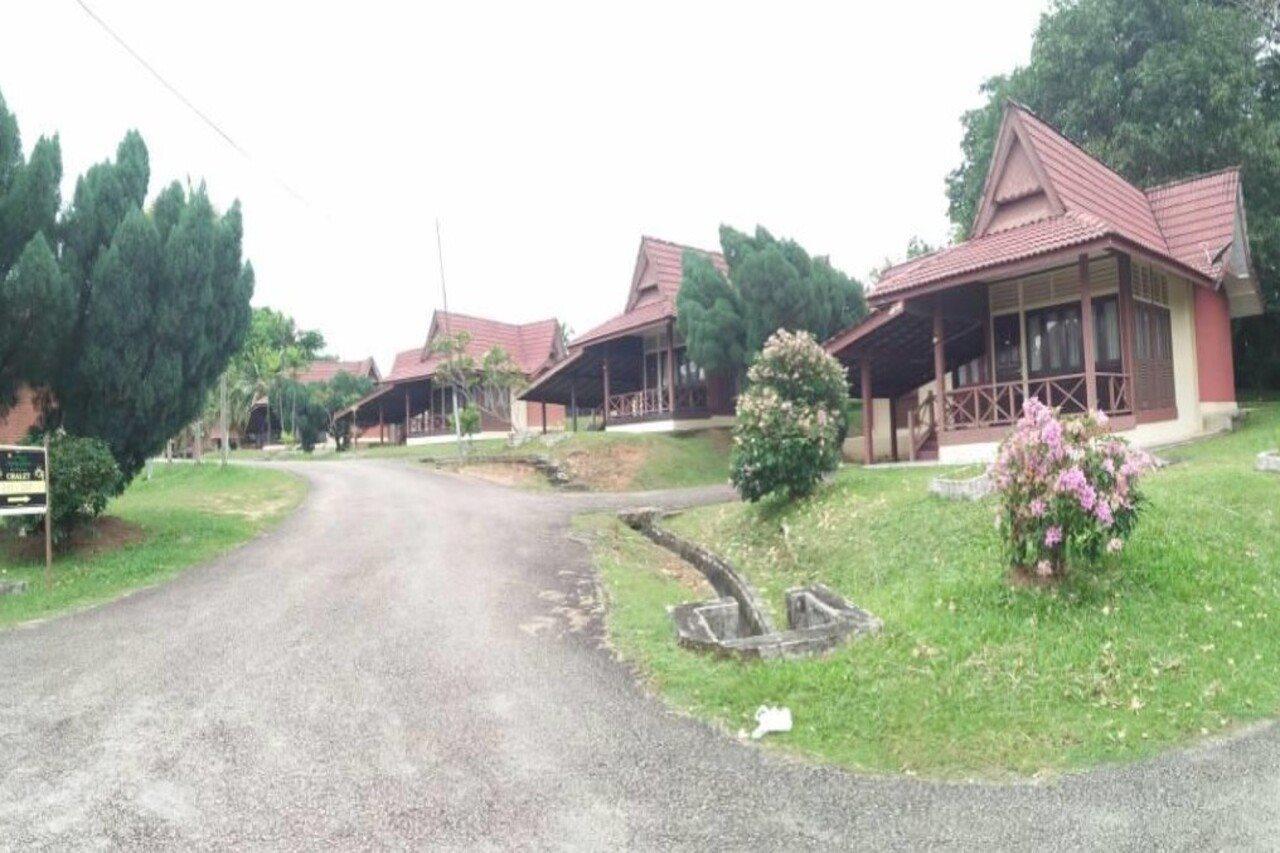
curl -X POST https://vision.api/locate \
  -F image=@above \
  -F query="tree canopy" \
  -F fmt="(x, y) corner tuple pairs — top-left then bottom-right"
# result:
(945, 0), (1280, 388)
(0, 91), (70, 412)
(0, 85), (255, 476)
(676, 225), (866, 376)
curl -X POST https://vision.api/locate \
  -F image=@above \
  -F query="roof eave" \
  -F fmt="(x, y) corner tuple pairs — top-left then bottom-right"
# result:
(867, 232), (1219, 307)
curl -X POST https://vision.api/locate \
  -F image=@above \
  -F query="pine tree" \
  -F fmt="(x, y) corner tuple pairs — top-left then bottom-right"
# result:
(0, 91), (68, 411)
(676, 225), (865, 375)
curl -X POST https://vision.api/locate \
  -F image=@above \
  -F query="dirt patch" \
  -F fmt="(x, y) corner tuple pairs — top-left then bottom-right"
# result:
(561, 443), (647, 491)
(209, 493), (296, 521)
(457, 462), (542, 488)
(2, 515), (145, 562)
(1007, 565), (1063, 588)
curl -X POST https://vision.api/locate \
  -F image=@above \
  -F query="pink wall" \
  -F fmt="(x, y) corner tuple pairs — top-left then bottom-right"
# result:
(1193, 286), (1237, 403)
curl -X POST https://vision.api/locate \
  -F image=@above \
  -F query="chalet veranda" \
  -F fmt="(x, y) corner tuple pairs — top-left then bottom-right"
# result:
(826, 103), (1261, 464)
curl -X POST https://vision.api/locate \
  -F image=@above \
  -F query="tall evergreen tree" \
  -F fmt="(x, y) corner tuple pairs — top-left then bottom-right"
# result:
(944, 0), (1280, 389)
(0, 91), (69, 411)
(55, 181), (254, 476)
(676, 225), (865, 375)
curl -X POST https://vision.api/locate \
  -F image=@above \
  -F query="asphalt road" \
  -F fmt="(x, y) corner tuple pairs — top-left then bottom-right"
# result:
(2, 460), (1278, 850)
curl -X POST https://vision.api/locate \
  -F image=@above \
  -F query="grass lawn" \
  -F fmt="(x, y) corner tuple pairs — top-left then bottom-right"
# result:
(584, 402), (1280, 778)
(0, 463), (305, 628)
(233, 429), (734, 492)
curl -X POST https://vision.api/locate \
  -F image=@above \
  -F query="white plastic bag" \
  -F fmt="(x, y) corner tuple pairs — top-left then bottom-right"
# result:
(750, 705), (793, 739)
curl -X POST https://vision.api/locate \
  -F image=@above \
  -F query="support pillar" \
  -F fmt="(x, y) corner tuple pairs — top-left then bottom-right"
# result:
(379, 403), (384, 445)
(932, 306), (946, 432)
(1117, 252), (1136, 411)
(666, 319), (676, 415)
(570, 382), (578, 432)
(1079, 253), (1098, 412)
(602, 355), (610, 428)
(861, 359), (874, 465)
(404, 389), (410, 445)
(541, 401), (548, 434)
(889, 394), (899, 462)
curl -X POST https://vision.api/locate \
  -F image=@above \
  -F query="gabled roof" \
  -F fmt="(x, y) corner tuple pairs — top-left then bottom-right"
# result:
(1145, 168), (1241, 279)
(573, 236), (725, 347)
(387, 310), (563, 382)
(871, 103), (1259, 314)
(293, 357), (380, 385)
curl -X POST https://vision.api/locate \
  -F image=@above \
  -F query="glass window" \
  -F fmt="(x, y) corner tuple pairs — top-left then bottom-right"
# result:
(1094, 296), (1121, 368)
(994, 314), (1022, 382)
(1025, 303), (1083, 376)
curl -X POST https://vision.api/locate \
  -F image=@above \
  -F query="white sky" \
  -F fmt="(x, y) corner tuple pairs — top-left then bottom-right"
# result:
(2, 1), (1049, 373)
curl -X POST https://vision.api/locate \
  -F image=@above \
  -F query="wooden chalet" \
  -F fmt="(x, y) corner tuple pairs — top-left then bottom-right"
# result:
(343, 311), (565, 444)
(519, 236), (737, 432)
(244, 357), (380, 448)
(826, 102), (1263, 465)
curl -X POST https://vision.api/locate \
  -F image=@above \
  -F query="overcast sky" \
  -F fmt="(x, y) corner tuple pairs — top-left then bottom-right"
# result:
(3, 1), (1049, 373)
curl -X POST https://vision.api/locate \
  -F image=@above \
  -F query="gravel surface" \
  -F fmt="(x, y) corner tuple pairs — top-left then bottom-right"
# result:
(1, 460), (1276, 849)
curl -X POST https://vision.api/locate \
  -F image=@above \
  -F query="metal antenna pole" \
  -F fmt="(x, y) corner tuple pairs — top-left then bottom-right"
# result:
(436, 219), (464, 451)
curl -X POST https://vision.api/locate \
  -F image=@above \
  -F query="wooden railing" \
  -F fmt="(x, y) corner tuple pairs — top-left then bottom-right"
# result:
(606, 384), (709, 423)
(407, 412), (450, 437)
(905, 392), (936, 462)
(944, 371), (1132, 432)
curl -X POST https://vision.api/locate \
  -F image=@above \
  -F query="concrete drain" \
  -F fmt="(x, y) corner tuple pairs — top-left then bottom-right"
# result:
(618, 508), (881, 661)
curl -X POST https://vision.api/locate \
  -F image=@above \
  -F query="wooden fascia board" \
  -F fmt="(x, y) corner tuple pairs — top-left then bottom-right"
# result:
(823, 301), (905, 358)
(971, 108), (1065, 238)
(623, 238), (652, 312)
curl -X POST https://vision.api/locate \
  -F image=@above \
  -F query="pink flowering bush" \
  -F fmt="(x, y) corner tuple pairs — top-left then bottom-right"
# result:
(730, 329), (851, 502)
(991, 398), (1155, 579)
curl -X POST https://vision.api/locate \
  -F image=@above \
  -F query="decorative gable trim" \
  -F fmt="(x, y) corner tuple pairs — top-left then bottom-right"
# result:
(972, 105), (1065, 238)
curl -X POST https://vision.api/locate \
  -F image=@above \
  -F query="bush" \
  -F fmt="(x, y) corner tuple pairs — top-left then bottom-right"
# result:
(990, 398), (1155, 579)
(20, 432), (123, 542)
(730, 329), (851, 502)
(448, 405), (481, 438)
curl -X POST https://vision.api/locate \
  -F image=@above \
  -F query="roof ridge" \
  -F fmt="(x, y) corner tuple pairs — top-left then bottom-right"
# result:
(1008, 100), (1148, 202)
(433, 308), (559, 331)
(640, 234), (723, 257)
(1143, 165), (1241, 194)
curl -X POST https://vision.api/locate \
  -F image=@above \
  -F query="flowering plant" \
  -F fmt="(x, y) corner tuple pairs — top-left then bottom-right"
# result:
(990, 398), (1154, 579)
(730, 329), (850, 502)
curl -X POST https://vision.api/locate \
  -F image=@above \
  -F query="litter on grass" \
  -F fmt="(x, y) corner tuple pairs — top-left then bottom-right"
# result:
(751, 705), (793, 739)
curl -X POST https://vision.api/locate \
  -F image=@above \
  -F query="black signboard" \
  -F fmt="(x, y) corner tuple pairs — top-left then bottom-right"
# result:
(0, 445), (47, 516)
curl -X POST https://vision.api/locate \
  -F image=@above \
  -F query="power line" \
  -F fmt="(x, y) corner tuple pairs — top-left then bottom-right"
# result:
(72, 0), (319, 212)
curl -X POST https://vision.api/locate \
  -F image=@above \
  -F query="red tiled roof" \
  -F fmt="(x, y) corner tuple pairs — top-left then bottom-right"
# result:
(872, 104), (1242, 301)
(570, 236), (724, 348)
(573, 297), (677, 347)
(1015, 107), (1168, 254)
(1146, 168), (1241, 279)
(387, 311), (562, 382)
(873, 213), (1110, 296)
(293, 358), (378, 384)
(635, 235), (727, 300)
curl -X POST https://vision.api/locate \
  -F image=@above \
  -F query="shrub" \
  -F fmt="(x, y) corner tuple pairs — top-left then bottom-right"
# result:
(730, 329), (851, 502)
(990, 398), (1154, 579)
(19, 432), (123, 542)
(449, 405), (481, 438)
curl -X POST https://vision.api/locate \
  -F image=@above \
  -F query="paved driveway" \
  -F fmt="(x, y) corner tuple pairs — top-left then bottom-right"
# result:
(1, 460), (1277, 849)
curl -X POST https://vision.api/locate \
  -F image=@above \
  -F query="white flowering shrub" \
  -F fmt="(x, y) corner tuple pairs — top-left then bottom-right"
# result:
(730, 329), (851, 502)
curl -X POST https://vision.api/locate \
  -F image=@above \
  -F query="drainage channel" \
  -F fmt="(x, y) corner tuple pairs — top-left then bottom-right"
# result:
(618, 508), (881, 661)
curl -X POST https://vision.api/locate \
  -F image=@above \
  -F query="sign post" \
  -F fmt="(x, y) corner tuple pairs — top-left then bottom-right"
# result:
(0, 442), (52, 586)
